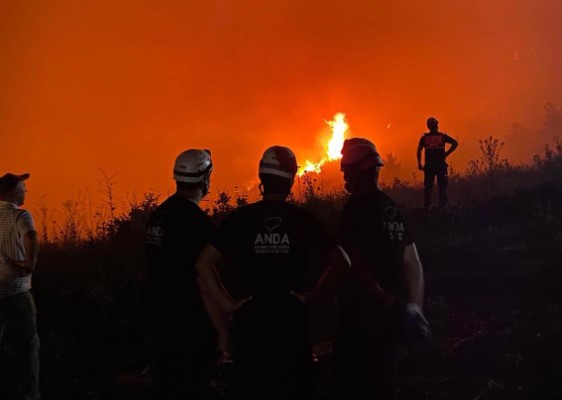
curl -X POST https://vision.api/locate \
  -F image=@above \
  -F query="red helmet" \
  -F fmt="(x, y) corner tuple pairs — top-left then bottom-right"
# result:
(340, 138), (384, 172)
(259, 146), (298, 179)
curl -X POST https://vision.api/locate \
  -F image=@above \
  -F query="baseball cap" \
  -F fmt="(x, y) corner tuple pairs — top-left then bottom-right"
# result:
(0, 173), (30, 195)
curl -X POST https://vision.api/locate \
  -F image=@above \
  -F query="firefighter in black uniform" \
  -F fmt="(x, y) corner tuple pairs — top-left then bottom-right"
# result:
(416, 117), (458, 211)
(196, 145), (350, 400)
(145, 149), (228, 400)
(332, 138), (430, 400)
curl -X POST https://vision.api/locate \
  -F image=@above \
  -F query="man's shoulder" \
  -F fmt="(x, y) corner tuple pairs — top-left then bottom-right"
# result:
(370, 190), (398, 207)
(286, 202), (325, 223)
(438, 131), (453, 138)
(214, 203), (254, 229)
(149, 195), (205, 222)
(15, 207), (31, 216)
(344, 191), (394, 214)
(15, 208), (34, 222)
(441, 132), (457, 141)
(224, 202), (255, 219)
(234, 200), (313, 219)
(14, 209), (36, 233)
(284, 200), (310, 213)
(0, 201), (18, 214)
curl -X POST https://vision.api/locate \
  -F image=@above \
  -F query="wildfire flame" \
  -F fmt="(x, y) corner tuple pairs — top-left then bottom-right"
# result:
(298, 112), (349, 176)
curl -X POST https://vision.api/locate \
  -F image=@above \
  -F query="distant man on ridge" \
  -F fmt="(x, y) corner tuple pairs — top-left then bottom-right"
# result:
(416, 117), (458, 211)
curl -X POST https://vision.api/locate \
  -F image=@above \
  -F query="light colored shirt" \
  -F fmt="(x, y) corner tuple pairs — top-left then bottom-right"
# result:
(0, 201), (36, 299)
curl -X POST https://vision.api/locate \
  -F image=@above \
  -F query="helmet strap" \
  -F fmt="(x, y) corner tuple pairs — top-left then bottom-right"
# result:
(201, 172), (211, 198)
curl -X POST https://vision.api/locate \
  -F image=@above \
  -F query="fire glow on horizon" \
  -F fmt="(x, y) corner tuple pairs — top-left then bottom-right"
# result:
(298, 112), (349, 176)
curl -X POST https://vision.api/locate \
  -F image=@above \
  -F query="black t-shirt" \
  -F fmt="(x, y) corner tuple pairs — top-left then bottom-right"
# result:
(336, 190), (413, 305)
(418, 131), (456, 165)
(211, 199), (337, 304)
(145, 194), (215, 328)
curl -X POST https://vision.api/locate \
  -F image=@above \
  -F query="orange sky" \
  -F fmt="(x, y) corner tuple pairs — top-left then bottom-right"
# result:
(1, 0), (562, 223)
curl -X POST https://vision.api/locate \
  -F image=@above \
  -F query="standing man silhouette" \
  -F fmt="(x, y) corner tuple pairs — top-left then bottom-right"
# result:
(196, 145), (350, 400)
(0, 172), (40, 400)
(145, 149), (227, 400)
(416, 117), (458, 211)
(332, 139), (429, 399)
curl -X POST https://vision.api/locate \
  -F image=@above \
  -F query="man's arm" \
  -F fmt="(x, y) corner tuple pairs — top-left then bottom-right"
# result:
(23, 230), (39, 270)
(195, 244), (252, 314)
(345, 245), (398, 307)
(7, 231), (39, 276)
(402, 243), (424, 308)
(197, 275), (231, 357)
(400, 242), (431, 338)
(292, 245), (350, 303)
(416, 137), (424, 170)
(444, 136), (458, 158)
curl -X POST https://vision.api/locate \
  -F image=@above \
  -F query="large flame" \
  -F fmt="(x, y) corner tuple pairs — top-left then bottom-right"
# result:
(298, 112), (349, 176)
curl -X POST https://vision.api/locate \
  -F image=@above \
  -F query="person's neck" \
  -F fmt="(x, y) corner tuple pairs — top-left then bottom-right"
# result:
(354, 184), (380, 196)
(175, 189), (202, 205)
(262, 193), (286, 201)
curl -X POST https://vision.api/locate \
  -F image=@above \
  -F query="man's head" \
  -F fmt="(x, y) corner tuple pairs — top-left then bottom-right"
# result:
(340, 138), (383, 194)
(173, 149), (213, 197)
(426, 117), (439, 132)
(0, 173), (30, 206)
(258, 145), (298, 199)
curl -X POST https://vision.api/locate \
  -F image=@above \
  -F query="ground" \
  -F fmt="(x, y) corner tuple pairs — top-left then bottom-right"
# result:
(1, 200), (561, 399)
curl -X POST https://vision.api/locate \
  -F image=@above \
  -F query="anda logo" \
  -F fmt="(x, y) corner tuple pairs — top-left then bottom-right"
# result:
(254, 233), (290, 245)
(254, 216), (291, 254)
(146, 226), (164, 237)
(145, 225), (164, 246)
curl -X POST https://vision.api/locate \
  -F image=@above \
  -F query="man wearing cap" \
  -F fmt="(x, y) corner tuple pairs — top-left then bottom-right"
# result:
(144, 149), (227, 400)
(332, 139), (429, 399)
(196, 145), (350, 400)
(0, 173), (40, 400)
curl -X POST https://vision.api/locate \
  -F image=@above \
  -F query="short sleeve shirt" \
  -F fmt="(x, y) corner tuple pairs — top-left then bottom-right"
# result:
(418, 131), (456, 165)
(145, 194), (215, 324)
(336, 190), (413, 300)
(0, 202), (37, 299)
(211, 200), (337, 301)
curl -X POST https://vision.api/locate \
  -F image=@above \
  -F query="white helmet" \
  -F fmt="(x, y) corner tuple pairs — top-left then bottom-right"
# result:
(340, 138), (384, 172)
(259, 146), (298, 179)
(173, 149), (213, 183)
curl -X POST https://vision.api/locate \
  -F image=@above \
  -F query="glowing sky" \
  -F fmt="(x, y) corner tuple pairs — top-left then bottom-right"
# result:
(1, 0), (562, 219)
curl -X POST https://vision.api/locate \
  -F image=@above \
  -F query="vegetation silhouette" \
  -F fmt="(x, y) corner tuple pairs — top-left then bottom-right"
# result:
(2, 133), (562, 399)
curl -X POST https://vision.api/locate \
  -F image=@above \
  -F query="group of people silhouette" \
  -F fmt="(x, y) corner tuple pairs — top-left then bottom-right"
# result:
(0, 117), (456, 400)
(144, 118), (452, 399)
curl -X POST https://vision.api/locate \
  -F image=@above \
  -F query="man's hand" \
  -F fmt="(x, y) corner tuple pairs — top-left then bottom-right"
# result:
(4, 257), (33, 277)
(401, 303), (432, 341)
(289, 290), (308, 304)
(290, 289), (331, 304)
(216, 331), (232, 363)
(224, 296), (253, 314)
(418, 163), (424, 171)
